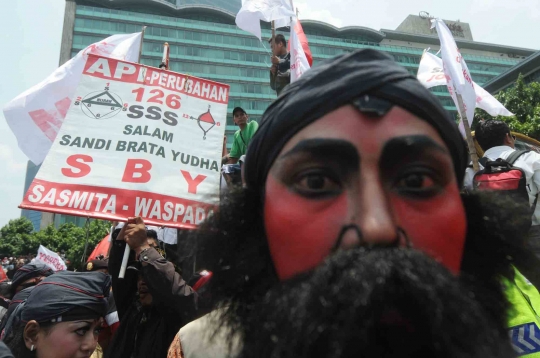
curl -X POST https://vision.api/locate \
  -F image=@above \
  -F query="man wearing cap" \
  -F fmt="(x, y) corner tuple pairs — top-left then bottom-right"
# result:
(178, 49), (536, 357)
(223, 107), (258, 165)
(106, 219), (196, 358)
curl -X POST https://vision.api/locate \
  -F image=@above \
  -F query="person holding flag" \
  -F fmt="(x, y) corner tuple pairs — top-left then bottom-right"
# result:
(269, 34), (291, 96)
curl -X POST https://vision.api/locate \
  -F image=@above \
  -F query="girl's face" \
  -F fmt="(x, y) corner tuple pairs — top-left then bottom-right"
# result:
(30, 319), (102, 358)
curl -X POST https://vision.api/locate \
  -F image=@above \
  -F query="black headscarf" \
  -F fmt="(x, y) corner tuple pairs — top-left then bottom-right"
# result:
(0, 287), (34, 340)
(244, 49), (468, 191)
(10, 263), (54, 295)
(20, 271), (110, 324)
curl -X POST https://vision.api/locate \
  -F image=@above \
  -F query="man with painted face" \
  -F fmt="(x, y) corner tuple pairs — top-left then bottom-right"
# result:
(184, 49), (535, 358)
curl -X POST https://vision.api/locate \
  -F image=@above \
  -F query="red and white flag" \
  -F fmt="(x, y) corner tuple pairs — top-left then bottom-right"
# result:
(431, 18), (476, 134)
(289, 18), (312, 82)
(417, 51), (513, 117)
(4, 32), (142, 165)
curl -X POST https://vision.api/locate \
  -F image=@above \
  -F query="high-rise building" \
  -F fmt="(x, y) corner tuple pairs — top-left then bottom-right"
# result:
(23, 1), (537, 229)
(484, 50), (540, 93)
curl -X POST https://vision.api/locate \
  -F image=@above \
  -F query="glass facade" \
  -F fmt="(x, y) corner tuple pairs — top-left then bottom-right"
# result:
(25, 1), (529, 229)
(176, 0), (241, 13)
(73, 3), (523, 131)
(525, 68), (540, 84)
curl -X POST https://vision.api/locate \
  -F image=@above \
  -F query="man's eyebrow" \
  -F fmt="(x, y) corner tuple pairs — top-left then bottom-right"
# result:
(379, 135), (449, 169)
(281, 138), (359, 160)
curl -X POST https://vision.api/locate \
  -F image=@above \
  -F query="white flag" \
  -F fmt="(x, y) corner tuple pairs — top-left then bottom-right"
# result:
(474, 84), (514, 117)
(431, 19), (476, 133)
(4, 32), (142, 165)
(417, 51), (513, 117)
(36, 245), (67, 271)
(290, 18), (311, 82)
(235, 0), (295, 40)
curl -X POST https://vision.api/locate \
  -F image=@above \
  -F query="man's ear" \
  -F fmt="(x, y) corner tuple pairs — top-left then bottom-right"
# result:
(23, 320), (41, 350)
(506, 133), (514, 146)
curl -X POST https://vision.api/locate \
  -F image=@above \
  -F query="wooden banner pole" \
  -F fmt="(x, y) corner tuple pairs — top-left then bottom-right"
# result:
(120, 27), (146, 279)
(457, 93), (480, 172)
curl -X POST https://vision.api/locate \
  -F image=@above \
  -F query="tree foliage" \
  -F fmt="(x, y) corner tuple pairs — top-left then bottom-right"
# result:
(473, 74), (540, 139)
(0, 218), (110, 269)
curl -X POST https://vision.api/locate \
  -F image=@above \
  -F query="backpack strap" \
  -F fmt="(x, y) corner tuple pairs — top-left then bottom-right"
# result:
(506, 150), (530, 165)
(505, 150), (539, 214)
(479, 157), (489, 168)
(532, 194), (539, 215)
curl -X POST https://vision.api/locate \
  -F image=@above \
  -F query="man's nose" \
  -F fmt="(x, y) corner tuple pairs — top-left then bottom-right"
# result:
(338, 173), (398, 249)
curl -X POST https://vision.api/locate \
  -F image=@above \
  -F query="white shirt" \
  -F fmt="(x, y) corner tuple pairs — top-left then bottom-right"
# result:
(464, 145), (540, 226)
(178, 309), (241, 358)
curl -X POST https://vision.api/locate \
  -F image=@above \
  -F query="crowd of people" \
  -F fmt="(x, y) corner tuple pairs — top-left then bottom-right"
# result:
(1, 43), (540, 358)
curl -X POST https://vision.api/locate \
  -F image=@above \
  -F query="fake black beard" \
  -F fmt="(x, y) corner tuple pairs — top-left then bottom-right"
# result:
(193, 188), (534, 357)
(235, 248), (514, 358)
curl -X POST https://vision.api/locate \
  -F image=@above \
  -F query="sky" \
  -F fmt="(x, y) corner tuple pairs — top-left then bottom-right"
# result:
(0, 0), (539, 228)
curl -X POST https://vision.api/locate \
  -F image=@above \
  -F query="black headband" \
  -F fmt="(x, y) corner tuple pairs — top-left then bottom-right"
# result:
(21, 271), (110, 323)
(11, 263), (54, 295)
(243, 49), (468, 192)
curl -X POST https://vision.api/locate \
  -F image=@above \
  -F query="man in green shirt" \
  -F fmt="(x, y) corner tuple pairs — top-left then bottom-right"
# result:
(225, 107), (259, 164)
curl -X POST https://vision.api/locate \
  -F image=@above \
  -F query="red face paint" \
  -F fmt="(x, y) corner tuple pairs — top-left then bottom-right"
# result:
(389, 184), (466, 274)
(264, 175), (349, 280)
(264, 106), (467, 280)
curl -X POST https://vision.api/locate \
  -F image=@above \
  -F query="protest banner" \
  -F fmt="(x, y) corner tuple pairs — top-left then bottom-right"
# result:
(20, 54), (229, 229)
(36, 245), (67, 271)
(431, 18), (479, 171)
(417, 51), (513, 117)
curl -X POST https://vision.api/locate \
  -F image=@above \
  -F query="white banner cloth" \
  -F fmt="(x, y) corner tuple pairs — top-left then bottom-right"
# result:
(417, 52), (513, 117)
(36, 245), (67, 271)
(431, 18), (476, 133)
(4, 32), (142, 165)
(235, 0), (295, 40)
(20, 55), (229, 229)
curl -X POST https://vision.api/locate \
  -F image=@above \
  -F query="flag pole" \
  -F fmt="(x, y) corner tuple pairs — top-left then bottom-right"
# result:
(457, 93), (480, 172)
(137, 26), (146, 63)
(271, 21), (276, 47)
(271, 20), (277, 86)
(160, 42), (170, 70)
(119, 27), (146, 279)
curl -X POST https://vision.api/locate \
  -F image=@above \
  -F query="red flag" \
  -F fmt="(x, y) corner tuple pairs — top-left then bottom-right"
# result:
(87, 235), (111, 262)
(288, 19), (312, 66)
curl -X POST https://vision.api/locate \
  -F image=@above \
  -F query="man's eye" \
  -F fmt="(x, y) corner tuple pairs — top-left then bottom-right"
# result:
(398, 173), (434, 188)
(395, 171), (440, 197)
(294, 171), (341, 197)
